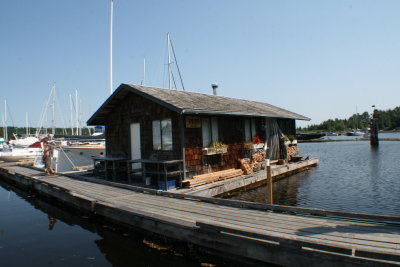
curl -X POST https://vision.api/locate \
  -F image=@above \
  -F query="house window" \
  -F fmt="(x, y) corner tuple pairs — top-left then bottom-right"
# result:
(202, 117), (219, 147)
(152, 119), (173, 150)
(244, 118), (256, 141)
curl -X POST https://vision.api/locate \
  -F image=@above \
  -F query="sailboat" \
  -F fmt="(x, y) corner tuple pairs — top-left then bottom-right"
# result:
(347, 106), (365, 136)
(9, 112), (39, 147)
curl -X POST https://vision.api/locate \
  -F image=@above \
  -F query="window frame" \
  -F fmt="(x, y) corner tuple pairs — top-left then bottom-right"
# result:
(202, 116), (219, 147)
(152, 118), (173, 151)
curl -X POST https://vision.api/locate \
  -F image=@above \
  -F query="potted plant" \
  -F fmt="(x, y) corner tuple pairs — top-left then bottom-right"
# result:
(245, 136), (265, 149)
(287, 134), (297, 145)
(202, 141), (227, 155)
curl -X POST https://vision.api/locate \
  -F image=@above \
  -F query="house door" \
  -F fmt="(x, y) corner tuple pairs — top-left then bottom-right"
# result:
(130, 123), (141, 170)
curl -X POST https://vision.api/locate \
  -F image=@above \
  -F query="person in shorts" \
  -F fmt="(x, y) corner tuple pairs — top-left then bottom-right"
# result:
(42, 141), (55, 176)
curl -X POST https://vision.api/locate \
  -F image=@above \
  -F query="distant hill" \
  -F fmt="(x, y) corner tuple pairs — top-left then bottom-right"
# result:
(298, 106), (400, 132)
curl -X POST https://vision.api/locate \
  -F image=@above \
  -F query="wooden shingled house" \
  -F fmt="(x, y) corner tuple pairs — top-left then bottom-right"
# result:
(87, 84), (309, 186)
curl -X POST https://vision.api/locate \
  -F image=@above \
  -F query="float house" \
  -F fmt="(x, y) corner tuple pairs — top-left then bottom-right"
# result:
(87, 84), (309, 186)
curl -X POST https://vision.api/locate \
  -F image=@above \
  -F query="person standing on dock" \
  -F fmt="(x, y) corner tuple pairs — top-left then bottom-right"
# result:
(42, 141), (55, 176)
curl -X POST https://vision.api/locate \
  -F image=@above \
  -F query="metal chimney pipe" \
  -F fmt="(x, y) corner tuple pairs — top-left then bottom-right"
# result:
(211, 83), (218, 95)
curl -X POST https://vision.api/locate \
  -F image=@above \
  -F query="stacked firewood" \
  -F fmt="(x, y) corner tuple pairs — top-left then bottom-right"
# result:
(252, 150), (265, 172)
(239, 151), (266, 174)
(239, 158), (254, 175)
(287, 145), (299, 158)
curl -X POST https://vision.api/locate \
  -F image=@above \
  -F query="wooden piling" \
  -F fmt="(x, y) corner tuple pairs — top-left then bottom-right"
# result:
(370, 109), (379, 147)
(266, 159), (273, 204)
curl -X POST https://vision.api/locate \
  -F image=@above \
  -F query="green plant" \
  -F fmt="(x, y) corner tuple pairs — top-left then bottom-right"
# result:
(210, 141), (227, 149)
(288, 134), (295, 141)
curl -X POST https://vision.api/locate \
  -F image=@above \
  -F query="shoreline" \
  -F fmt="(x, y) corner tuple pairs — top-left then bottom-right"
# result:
(299, 138), (400, 143)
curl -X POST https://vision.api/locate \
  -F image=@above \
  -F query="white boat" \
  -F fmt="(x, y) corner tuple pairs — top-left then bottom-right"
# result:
(9, 135), (39, 148)
(0, 141), (43, 161)
(53, 142), (105, 173)
(353, 131), (364, 136)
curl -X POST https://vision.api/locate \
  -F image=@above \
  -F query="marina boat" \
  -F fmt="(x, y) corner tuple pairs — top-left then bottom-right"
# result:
(0, 141), (43, 161)
(296, 133), (325, 140)
(33, 140), (105, 173)
(326, 132), (339, 136)
(346, 130), (364, 136)
(54, 144), (105, 173)
(354, 131), (364, 136)
(9, 134), (39, 148)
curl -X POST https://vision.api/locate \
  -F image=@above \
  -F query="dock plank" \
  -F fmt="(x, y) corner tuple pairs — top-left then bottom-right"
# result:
(106, 195), (400, 250)
(2, 165), (400, 266)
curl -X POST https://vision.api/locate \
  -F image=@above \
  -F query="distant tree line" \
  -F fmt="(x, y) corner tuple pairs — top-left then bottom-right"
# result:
(1, 127), (93, 140)
(298, 106), (400, 132)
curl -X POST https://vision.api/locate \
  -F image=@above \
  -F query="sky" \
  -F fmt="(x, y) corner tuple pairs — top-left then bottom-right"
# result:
(1, 0), (400, 129)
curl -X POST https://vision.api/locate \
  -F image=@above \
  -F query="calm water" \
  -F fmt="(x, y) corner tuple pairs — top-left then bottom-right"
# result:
(0, 181), (221, 267)
(322, 131), (400, 140)
(231, 140), (400, 216)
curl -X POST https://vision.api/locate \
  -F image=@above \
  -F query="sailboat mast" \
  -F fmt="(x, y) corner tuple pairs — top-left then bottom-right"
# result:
(79, 99), (83, 135)
(141, 57), (146, 85)
(69, 94), (73, 135)
(75, 90), (79, 135)
(51, 84), (56, 135)
(4, 100), (7, 141)
(109, 0), (114, 95)
(2, 115), (4, 140)
(26, 112), (29, 135)
(167, 33), (172, 89)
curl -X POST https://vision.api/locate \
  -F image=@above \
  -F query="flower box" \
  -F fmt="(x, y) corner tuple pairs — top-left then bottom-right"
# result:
(245, 143), (265, 150)
(202, 147), (227, 155)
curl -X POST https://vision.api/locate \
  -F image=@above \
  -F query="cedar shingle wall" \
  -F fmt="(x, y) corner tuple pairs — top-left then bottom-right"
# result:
(105, 93), (180, 159)
(184, 116), (257, 177)
(104, 94), (295, 177)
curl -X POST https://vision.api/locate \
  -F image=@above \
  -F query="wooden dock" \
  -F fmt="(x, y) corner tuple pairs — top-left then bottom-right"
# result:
(1, 164), (400, 266)
(178, 158), (319, 197)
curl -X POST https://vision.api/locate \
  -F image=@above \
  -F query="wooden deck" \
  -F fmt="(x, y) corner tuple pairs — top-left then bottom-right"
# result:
(178, 158), (319, 197)
(1, 164), (400, 266)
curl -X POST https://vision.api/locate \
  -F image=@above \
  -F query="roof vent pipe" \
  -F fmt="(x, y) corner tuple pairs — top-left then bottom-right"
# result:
(211, 84), (218, 96)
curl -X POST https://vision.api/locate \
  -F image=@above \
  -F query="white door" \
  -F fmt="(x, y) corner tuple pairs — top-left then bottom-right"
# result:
(130, 123), (141, 170)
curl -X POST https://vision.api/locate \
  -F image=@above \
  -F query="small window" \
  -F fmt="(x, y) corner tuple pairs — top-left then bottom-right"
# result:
(244, 118), (256, 141)
(152, 119), (172, 150)
(202, 117), (219, 147)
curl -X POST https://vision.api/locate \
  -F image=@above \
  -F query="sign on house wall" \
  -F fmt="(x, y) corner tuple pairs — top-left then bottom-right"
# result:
(185, 116), (201, 128)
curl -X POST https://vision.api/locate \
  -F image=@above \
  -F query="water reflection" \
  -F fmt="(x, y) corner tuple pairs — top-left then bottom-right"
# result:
(0, 181), (220, 267)
(231, 141), (400, 216)
(47, 215), (57, 230)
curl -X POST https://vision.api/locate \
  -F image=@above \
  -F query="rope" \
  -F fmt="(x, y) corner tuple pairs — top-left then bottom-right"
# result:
(170, 37), (185, 91)
(57, 146), (76, 168)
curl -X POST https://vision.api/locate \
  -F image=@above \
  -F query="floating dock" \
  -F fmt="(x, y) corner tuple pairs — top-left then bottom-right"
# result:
(178, 158), (319, 197)
(1, 163), (400, 266)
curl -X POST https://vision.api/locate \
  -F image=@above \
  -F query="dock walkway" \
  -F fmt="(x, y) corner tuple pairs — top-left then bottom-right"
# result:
(1, 164), (400, 266)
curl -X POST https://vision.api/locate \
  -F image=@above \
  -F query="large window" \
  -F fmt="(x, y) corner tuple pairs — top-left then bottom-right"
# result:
(152, 119), (173, 150)
(202, 117), (219, 147)
(244, 118), (256, 141)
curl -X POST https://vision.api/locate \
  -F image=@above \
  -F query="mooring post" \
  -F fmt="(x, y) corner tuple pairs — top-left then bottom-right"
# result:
(370, 106), (379, 147)
(266, 159), (273, 204)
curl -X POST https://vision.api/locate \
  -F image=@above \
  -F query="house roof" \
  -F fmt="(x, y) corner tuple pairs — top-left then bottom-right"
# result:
(87, 84), (310, 125)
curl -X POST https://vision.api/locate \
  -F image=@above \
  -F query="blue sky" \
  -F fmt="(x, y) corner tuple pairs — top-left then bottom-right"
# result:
(1, 0), (399, 128)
